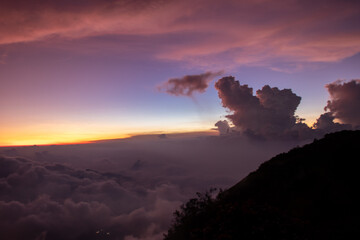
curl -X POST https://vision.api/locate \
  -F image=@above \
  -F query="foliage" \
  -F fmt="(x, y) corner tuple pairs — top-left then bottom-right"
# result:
(164, 130), (360, 240)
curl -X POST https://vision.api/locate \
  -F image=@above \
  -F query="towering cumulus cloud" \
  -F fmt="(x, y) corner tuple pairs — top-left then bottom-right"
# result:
(215, 76), (305, 139)
(324, 80), (360, 127)
(159, 71), (222, 97)
(215, 120), (230, 135)
(312, 112), (351, 133)
(215, 77), (360, 138)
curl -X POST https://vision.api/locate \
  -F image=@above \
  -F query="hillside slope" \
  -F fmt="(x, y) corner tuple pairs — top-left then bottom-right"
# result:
(164, 130), (360, 240)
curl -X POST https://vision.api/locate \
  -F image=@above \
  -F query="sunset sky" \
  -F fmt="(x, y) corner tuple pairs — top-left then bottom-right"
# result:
(1, 0), (360, 146)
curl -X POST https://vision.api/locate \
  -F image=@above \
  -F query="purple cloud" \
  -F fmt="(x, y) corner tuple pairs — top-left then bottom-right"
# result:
(215, 76), (304, 139)
(324, 80), (360, 127)
(158, 71), (223, 97)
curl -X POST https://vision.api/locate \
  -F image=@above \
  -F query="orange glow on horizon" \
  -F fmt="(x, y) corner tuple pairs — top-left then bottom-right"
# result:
(0, 117), (321, 147)
(0, 134), (130, 147)
(0, 127), (217, 147)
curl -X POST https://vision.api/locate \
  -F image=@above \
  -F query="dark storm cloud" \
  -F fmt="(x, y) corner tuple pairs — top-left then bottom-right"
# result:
(324, 80), (360, 127)
(215, 76), (306, 139)
(158, 71), (223, 97)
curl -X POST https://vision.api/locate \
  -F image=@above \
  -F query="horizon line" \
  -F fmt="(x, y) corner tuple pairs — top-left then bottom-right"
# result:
(0, 130), (218, 148)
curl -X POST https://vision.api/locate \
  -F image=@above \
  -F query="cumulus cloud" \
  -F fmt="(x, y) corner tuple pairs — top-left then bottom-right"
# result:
(312, 112), (352, 134)
(214, 76), (360, 139)
(158, 71), (222, 97)
(215, 120), (230, 135)
(324, 80), (360, 127)
(215, 76), (306, 139)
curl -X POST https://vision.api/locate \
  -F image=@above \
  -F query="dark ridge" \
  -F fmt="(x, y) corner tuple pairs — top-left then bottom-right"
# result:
(164, 130), (360, 240)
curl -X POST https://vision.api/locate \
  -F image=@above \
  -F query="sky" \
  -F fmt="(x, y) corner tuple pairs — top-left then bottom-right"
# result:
(1, 0), (360, 145)
(1, 1), (360, 239)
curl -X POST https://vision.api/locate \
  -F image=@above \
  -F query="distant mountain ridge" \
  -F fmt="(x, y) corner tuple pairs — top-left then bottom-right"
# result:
(164, 130), (360, 240)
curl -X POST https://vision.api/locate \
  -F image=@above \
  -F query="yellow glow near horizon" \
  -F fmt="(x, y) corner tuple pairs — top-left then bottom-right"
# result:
(0, 113), (320, 147)
(0, 131), (131, 146)
(0, 121), (216, 147)
(0, 123), (122, 146)
(0, 130), (217, 146)
(301, 115), (318, 128)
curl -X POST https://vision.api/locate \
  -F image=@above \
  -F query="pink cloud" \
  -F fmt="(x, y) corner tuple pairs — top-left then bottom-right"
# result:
(1, 0), (359, 69)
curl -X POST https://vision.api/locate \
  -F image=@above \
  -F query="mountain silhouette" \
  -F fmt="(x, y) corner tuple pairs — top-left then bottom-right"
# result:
(164, 130), (360, 240)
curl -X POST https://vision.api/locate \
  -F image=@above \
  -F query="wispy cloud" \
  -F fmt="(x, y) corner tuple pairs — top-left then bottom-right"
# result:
(1, 0), (359, 70)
